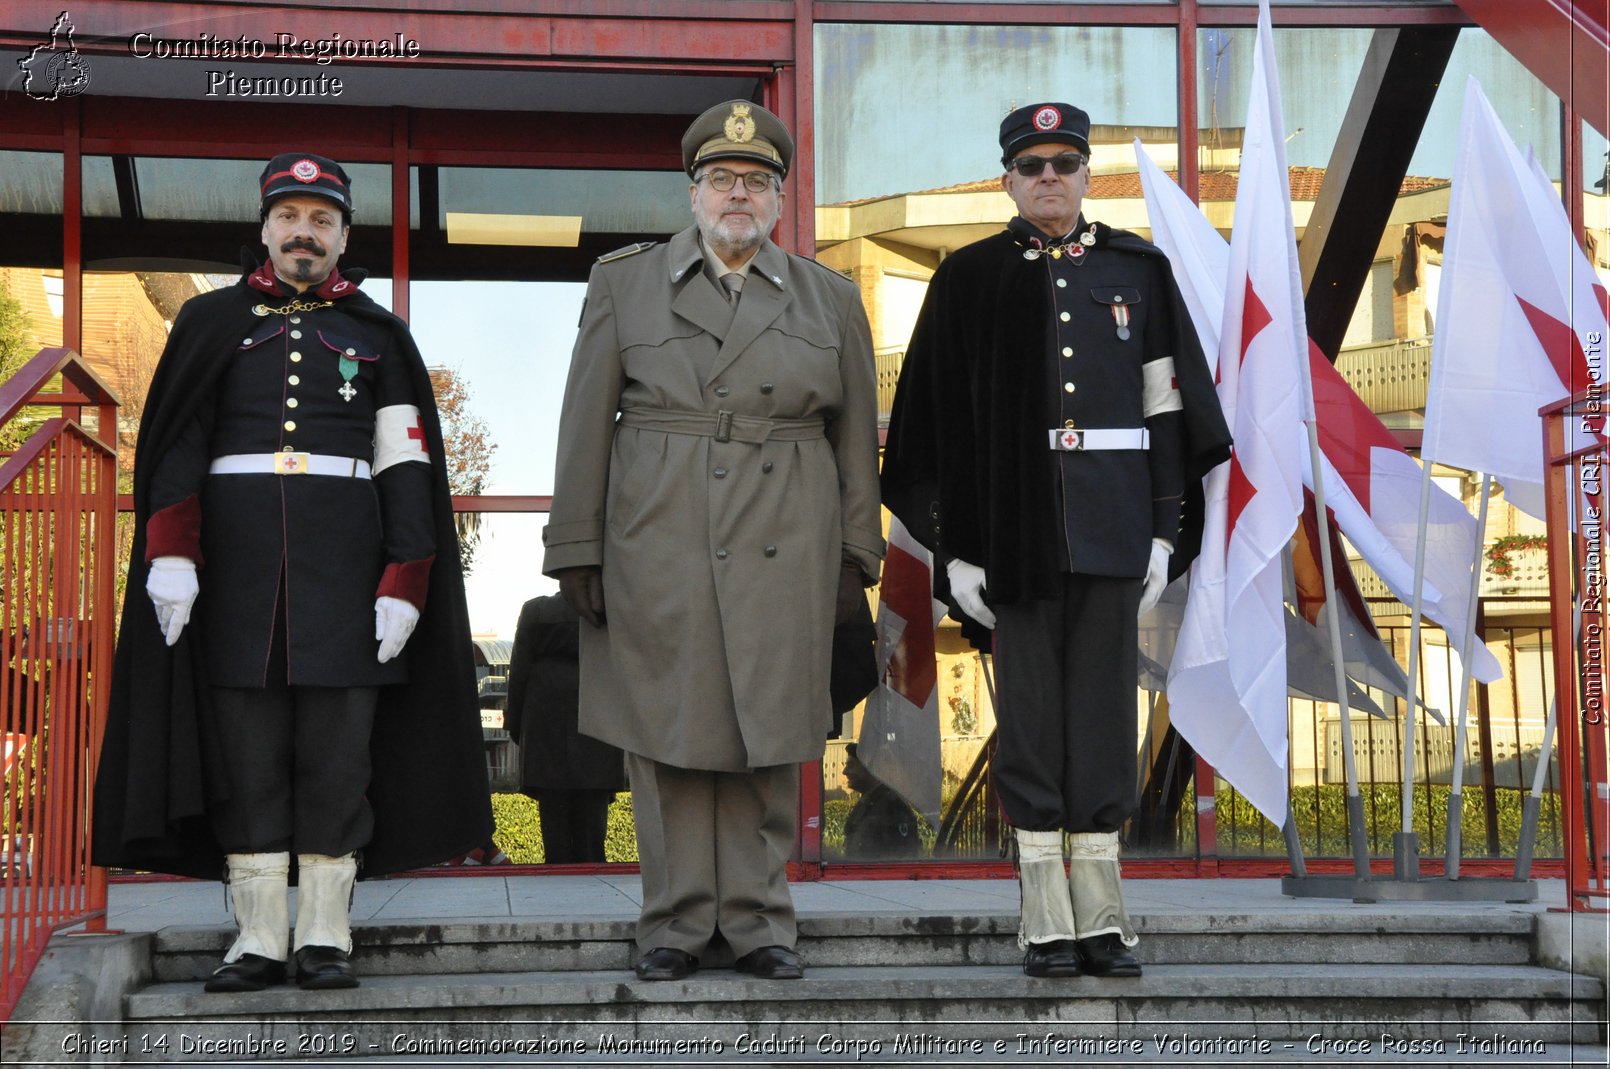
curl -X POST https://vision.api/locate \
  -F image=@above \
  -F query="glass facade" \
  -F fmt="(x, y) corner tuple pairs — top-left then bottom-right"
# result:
(0, 0), (1596, 875)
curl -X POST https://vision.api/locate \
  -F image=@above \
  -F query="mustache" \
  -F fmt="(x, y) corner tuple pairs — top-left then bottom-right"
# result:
(280, 238), (327, 256)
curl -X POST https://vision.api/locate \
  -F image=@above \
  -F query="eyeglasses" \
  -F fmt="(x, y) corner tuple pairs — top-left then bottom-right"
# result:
(696, 168), (780, 194)
(1008, 152), (1088, 178)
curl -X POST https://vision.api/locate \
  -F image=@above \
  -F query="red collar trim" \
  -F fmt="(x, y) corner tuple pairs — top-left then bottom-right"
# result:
(246, 262), (357, 300)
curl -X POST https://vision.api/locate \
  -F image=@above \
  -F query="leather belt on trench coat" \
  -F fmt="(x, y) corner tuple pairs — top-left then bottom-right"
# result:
(618, 406), (826, 444)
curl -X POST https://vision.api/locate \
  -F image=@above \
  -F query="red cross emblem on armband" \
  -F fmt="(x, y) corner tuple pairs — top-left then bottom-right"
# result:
(1059, 430), (1081, 450)
(407, 417), (429, 457)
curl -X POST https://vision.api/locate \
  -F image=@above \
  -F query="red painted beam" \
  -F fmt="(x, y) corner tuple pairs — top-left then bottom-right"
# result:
(1454, 0), (1610, 136)
(1, 2), (794, 64)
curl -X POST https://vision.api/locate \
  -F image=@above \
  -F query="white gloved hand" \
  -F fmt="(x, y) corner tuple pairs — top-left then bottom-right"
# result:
(375, 596), (421, 663)
(946, 557), (995, 630)
(1138, 538), (1173, 619)
(146, 556), (199, 647)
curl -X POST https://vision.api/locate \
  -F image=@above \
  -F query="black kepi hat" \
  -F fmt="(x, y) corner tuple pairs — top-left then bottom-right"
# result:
(999, 102), (1091, 165)
(259, 152), (352, 214)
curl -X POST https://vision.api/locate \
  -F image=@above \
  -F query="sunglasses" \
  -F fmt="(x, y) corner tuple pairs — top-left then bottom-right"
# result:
(1008, 152), (1088, 177)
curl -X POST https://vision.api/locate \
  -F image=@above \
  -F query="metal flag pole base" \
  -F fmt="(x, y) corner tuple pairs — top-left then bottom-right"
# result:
(1282, 828), (1534, 902)
(1280, 872), (1537, 903)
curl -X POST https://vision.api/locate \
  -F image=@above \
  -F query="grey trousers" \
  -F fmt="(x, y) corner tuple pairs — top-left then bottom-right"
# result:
(626, 753), (797, 958)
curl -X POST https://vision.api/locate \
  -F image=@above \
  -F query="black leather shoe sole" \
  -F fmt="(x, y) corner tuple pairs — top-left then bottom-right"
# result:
(295, 945), (359, 990)
(634, 947), (698, 981)
(735, 945), (804, 980)
(204, 953), (286, 993)
(1023, 939), (1083, 978)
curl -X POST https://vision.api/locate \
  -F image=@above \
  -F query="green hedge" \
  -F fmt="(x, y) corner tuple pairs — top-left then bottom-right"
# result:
(492, 792), (639, 864)
(1206, 783), (1562, 859)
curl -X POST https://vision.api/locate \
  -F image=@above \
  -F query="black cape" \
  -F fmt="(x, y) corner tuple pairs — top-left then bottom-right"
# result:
(882, 221), (1232, 612)
(92, 269), (494, 880)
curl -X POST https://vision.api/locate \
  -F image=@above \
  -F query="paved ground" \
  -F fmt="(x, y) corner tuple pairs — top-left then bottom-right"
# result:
(105, 871), (1580, 931)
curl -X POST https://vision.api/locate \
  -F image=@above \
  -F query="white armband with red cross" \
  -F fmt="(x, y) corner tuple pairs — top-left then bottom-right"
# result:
(1142, 357), (1183, 418)
(373, 404), (430, 474)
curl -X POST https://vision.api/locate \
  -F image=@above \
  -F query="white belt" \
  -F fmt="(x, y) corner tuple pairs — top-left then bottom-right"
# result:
(1048, 427), (1149, 452)
(209, 453), (372, 478)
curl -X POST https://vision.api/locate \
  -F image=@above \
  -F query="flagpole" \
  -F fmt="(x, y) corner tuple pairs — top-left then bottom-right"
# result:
(1444, 473), (1492, 879)
(1400, 455), (1437, 879)
(1301, 382), (1371, 879)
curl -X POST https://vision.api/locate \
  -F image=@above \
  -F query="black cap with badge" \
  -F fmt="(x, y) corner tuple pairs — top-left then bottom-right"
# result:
(999, 102), (1091, 166)
(259, 152), (352, 216)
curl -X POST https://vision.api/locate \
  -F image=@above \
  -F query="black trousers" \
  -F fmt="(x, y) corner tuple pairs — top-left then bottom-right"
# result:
(206, 683), (377, 856)
(531, 788), (615, 864)
(992, 573), (1141, 833)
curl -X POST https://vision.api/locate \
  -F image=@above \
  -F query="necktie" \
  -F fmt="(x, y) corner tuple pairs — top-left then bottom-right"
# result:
(721, 272), (744, 305)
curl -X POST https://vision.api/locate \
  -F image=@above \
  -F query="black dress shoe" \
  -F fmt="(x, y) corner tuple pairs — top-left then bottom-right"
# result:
(1022, 939), (1083, 978)
(634, 947), (698, 981)
(734, 945), (804, 980)
(1076, 933), (1142, 977)
(204, 953), (286, 993)
(295, 945), (359, 990)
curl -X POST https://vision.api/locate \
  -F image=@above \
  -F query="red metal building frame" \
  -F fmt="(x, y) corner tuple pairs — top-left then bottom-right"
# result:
(0, 1), (1598, 883)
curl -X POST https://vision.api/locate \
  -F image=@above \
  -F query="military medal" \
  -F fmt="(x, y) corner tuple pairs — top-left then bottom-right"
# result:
(1111, 300), (1131, 341)
(338, 354), (359, 401)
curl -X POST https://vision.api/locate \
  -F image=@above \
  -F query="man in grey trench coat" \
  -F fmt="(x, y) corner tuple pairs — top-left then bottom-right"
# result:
(542, 100), (884, 981)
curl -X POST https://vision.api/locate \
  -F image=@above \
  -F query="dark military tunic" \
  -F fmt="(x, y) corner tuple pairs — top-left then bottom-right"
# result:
(145, 264), (434, 687)
(881, 215), (1231, 832)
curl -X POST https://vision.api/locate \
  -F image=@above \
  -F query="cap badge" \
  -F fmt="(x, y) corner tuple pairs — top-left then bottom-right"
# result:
(1033, 106), (1062, 132)
(290, 159), (320, 183)
(724, 103), (755, 144)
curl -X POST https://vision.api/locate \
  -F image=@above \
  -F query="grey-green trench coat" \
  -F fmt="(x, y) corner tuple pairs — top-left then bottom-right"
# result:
(542, 226), (885, 772)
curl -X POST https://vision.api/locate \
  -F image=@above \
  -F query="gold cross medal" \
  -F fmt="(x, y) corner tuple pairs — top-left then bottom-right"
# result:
(338, 354), (359, 401)
(1111, 302), (1131, 341)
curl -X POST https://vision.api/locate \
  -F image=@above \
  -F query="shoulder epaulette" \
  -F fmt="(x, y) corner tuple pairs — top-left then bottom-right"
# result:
(597, 241), (657, 264)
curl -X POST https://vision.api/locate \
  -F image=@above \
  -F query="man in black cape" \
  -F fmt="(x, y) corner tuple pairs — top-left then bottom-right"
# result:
(93, 152), (491, 992)
(882, 104), (1231, 979)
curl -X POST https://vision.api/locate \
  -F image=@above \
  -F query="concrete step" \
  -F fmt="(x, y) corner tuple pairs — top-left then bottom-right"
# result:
(120, 962), (1603, 1062)
(146, 910), (1536, 981)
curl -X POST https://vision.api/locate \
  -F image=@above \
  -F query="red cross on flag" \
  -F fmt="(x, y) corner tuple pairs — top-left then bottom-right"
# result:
(1422, 76), (1609, 522)
(1164, 0), (1305, 827)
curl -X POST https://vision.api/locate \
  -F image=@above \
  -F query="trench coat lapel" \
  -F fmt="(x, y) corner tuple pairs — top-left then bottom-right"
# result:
(667, 227), (733, 343)
(708, 241), (792, 384)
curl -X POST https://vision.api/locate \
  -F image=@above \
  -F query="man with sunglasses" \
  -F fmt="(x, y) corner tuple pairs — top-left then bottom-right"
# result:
(545, 100), (883, 982)
(883, 103), (1230, 979)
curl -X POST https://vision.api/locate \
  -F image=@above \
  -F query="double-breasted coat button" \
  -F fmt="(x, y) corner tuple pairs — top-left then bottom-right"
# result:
(1059, 311), (1071, 322)
(762, 461), (774, 473)
(1063, 382), (1076, 393)
(1064, 419), (1076, 429)
(714, 467), (728, 478)
(284, 420), (297, 432)
(290, 330), (302, 339)
(1057, 278), (1067, 288)
(1062, 346), (1073, 357)
(288, 375), (300, 385)
(716, 548), (729, 560)
(760, 383), (774, 394)
(714, 385), (731, 397)
(287, 397), (300, 408)
(764, 546), (777, 557)
(289, 316), (301, 324)
(290, 352), (302, 362)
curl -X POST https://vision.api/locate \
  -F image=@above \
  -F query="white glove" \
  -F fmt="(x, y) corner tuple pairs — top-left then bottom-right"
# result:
(375, 596), (421, 663)
(1139, 538), (1173, 619)
(146, 556), (199, 647)
(946, 558), (995, 630)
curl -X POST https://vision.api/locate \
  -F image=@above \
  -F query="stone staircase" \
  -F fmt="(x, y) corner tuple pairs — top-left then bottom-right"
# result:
(114, 906), (1604, 1062)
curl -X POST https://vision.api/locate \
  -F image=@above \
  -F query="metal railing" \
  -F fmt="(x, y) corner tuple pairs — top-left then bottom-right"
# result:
(0, 347), (119, 1019)
(1541, 390), (1610, 911)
